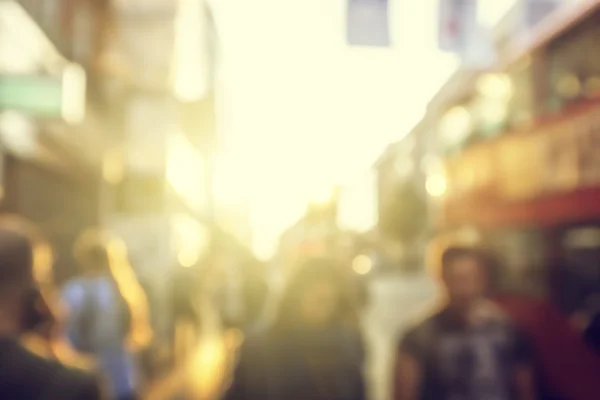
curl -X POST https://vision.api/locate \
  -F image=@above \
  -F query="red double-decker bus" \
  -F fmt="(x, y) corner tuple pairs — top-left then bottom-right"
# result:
(427, 1), (600, 398)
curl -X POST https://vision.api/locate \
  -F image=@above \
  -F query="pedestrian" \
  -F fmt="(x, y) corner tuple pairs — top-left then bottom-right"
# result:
(224, 257), (366, 400)
(0, 215), (104, 399)
(394, 246), (537, 400)
(62, 229), (151, 400)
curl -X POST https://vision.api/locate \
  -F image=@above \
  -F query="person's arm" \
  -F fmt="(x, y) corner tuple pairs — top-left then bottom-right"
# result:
(394, 328), (424, 400)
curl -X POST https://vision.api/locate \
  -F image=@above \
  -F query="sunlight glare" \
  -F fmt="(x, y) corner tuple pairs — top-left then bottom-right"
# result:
(308, 183), (335, 206)
(167, 133), (207, 212)
(216, 0), (460, 258)
(352, 254), (373, 275)
(426, 174), (447, 197)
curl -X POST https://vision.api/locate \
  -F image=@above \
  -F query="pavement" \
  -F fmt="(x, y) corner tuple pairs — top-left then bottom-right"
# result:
(148, 271), (438, 400)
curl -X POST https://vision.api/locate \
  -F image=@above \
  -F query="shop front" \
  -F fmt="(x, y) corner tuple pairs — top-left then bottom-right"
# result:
(0, 1), (99, 282)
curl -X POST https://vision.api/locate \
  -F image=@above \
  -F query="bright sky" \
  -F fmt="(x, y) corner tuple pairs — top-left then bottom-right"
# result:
(207, 0), (515, 259)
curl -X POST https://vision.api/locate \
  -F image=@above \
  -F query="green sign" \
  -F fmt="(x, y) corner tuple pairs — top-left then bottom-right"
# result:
(0, 75), (63, 117)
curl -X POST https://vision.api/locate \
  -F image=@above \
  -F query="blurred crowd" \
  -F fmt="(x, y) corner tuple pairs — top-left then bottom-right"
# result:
(0, 214), (599, 400)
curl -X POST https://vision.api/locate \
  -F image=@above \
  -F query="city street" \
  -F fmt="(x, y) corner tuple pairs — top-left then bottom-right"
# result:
(363, 271), (437, 400)
(150, 270), (438, 400)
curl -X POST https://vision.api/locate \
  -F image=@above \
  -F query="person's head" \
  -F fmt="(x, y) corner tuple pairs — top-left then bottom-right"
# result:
(440, 246), (489, 310)
(275, 258), (349, 331)
(73, 229), (114, 275)
(0, 215), (54, 334)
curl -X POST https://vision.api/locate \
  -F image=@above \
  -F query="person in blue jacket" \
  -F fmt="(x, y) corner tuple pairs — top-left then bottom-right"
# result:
(62, 230), (151, 400)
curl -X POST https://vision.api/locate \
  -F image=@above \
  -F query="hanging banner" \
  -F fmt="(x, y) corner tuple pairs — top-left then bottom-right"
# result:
(438, 0), (477, 55)
(347, 0), (390, 47)
(522, 0), (561, 30)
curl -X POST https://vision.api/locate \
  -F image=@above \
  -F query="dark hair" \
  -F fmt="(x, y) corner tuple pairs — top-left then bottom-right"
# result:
(74, 229), (113, 274)
(0, 215), (52, 288)
(440, 246), (489, 279)
(272, 257), (356, 332)
(0, 229), (34, 286)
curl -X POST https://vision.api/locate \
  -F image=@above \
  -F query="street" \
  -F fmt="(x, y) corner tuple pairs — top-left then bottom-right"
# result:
(150, 270), (438, 400)
(363, 271), (437, 400)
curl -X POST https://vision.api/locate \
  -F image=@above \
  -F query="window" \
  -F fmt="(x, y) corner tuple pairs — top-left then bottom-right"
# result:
(546, 9), (600, 113)
(438, 101), (474, 155)
(559, 226), (600, 314)
(506, 58), (534, 129)
(487, 229), (548, 297)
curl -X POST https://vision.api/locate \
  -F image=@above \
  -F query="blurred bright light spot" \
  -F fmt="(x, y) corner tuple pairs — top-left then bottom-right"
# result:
(477, 73), (513, 100)
(178, 248), (199, 267)
(172, 0), (211, 101)
(171, 213), (209, 267)
(337, 171), (378, 233)
(61, 63), (86, 124)
(426, 174), (447, 197)
(102, 148), (124, 184)
(556, 74), (582, 99)
(308, 184), (335, 206)
(213, 153), (251, 205)
(189, 335), (228, 399)
(167, 133), (207, 212)
(439, 106), (473, 146)
(352, 254), (373, 275)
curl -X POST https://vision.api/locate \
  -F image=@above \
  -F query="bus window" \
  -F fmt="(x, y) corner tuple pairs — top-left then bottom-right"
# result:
(487, 229), (548, 298)
(506, 58), (534, 129)
(546, 9), (600, 113)
(559, 227), (600, 315)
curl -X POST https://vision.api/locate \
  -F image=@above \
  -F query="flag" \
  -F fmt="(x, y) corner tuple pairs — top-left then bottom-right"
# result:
(438, 0), (477, 54)
(522, 0), (560, 30)
(347, 0), (390, 47)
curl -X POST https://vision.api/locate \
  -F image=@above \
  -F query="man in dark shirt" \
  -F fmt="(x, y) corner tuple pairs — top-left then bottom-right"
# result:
(0, 215), (104, 399)
(394, 246), (537, 400)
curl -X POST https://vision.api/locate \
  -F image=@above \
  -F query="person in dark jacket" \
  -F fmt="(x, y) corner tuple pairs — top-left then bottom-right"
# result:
(225, 257), (366, 400)
(0, 215), (104, 400)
